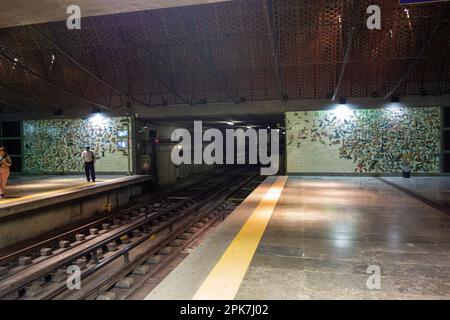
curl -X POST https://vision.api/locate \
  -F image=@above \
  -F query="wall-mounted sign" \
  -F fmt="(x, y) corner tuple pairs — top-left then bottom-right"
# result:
(117, 127), (129, 151)
(400, 0), (449, 4)
(117, 130), (128, 137)
(117, 140), (128, 148)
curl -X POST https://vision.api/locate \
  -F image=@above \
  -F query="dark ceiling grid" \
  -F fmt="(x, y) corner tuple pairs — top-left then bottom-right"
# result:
(189, 6), (223, 103)
(2, 30), (44, 101)
(183, 6), (237, 104)
(116, 17), (157, 108)
(0, 32), (73, 112)
(39, 24), (96, 108)
(263, 0), (284, 100)
(46, 19), (152, 109)
(0, 82), (33, 112)
(0, 0), (450, 113)
(156, 10), (196, 106)
(114, 11), (184, 107)
(384, 8), (450, 98)
(1, 24), (109, 111)
(137, 12), (176, 106)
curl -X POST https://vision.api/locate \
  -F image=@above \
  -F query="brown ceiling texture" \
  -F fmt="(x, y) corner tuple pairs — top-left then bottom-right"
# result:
(0, 0), (449, 113)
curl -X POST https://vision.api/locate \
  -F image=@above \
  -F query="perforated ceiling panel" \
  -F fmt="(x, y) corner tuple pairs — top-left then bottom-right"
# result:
(0, 0), (449, 113)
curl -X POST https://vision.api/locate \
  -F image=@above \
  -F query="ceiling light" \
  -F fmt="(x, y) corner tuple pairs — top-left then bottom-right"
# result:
(390, 95), (399, 103)
(88, 112), (107, 126)
(334, 105), (352, 121)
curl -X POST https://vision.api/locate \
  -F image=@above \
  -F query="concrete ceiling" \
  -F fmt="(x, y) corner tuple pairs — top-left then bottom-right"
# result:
(0, 0), (231, 28)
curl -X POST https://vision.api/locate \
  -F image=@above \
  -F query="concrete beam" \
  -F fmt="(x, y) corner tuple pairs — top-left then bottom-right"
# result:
(2, 95), (450, 122)
(134, 95), (450, 120)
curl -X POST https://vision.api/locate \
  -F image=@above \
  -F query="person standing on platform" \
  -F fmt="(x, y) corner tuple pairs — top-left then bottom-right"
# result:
(81, 146), (96, 182)
(0, 147), (12, 199)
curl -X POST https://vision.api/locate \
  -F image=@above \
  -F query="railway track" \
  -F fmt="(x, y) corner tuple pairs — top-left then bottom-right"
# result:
(0, 170), (221, 269)
(0, 167), (263, 300)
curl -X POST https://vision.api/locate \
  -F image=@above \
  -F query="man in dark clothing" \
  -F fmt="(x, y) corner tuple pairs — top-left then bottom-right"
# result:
(81, 147), (96, 182)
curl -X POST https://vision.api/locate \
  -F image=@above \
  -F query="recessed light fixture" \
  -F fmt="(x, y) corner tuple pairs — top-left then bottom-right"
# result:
(334, 105), (352, 121)
(89, 112), (106, 125)
(92, 106), (101, 114)
(226, 121), (234, 125)
(390, 95), (399, 103)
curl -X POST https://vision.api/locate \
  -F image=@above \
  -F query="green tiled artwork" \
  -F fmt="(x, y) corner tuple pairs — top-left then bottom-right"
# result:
(286, 107), (440, 173)
(23, 117), (132, 174)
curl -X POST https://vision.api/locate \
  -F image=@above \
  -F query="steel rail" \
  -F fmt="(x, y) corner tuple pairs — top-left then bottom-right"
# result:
(0, 171), (220, 266)
(0, 172), (250, 298)
(67, 173), (257, 300)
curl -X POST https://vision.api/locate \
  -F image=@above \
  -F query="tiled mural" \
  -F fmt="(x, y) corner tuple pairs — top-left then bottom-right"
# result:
(286, 107), (441, 173)
(23, 117), (132, 173)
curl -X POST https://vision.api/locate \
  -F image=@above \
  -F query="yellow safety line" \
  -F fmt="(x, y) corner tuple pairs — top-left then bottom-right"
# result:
(192, 175), (288, 300)
(0, 182), (94, 204)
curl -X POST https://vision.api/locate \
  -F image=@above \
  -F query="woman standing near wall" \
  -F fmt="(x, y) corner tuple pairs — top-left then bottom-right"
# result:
(0, 147), (12, 199)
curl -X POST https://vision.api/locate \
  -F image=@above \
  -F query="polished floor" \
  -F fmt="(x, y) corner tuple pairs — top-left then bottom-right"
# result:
(383, 176), (450, 208)
(0, 175), (125, 208)
(146, 176), (450, 300)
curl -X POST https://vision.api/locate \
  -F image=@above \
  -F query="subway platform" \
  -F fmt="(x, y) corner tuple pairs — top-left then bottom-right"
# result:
(0, 175), (153, 250)
(0, 175), (153, 215)
(1, 175), (124, 207)
(145, 176), (450, 300)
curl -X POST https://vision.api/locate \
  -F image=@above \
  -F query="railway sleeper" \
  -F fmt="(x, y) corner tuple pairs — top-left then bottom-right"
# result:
(132, 265), (150, 275)
(59, 240), (70, 249)
(146, 255), (162, 264)
(115, 277), (135, 289)
(132, 230), (142, 237)
(177, 233), (190, 240)
(159, 246), (173, 255)
(75, 234), (85, 242)
(96, 292), (116, 300)
(18, 256), (32, 266)
(0, 266), (8, 276)
(24, 282), (43, 298)
(193, 222), (204, 228)
(107, 242), (118, 252)
(169, 239), (183, 247)
(50, 268), (67, 283)
(40, 247), (53, 257)
(75, 258), (87, 270)
(186, 227), (197, 233)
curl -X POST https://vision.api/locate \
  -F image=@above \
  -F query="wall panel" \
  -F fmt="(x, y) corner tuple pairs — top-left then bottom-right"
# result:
(286, 107), (440, 173)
